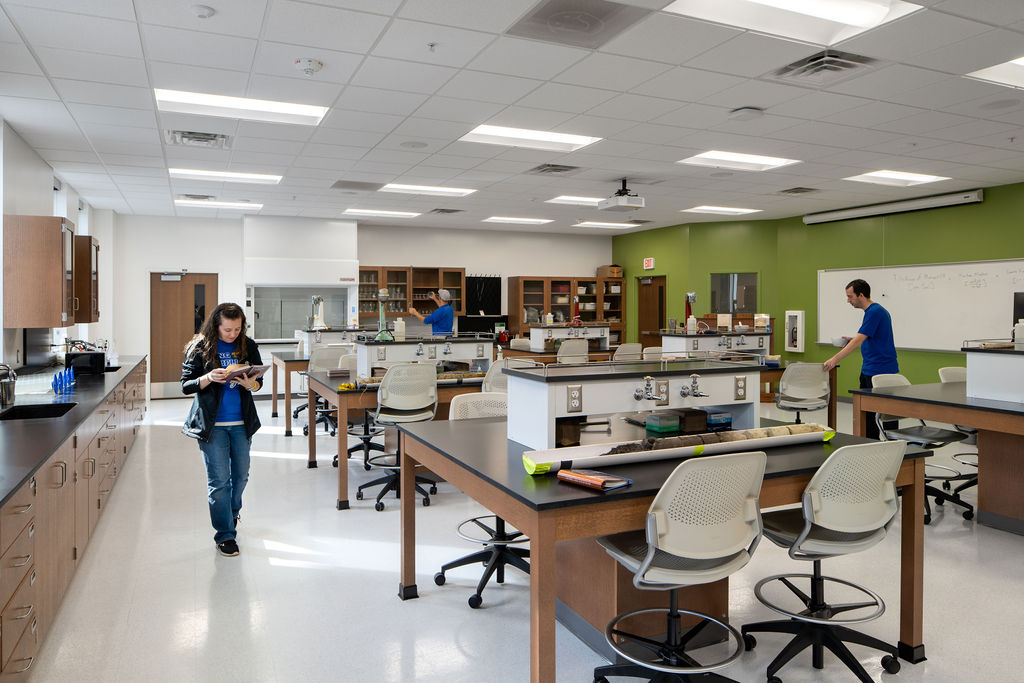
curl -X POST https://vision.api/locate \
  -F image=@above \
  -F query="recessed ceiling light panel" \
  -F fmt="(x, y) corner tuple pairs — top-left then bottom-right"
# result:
(967, 58), (1024, 91)
(379, 183), (476, 197)
(169, 168), (282, 184)
(175, 199), (263, 210)
(681, 206), (762, 215)
(678, 150), (801, 172)
(573, 220), (638, 229)
(844, 170), (950, 187)
(459, 125), (601, 152)
(155, 89), (328, 125)
(545, 195), (604, 206)
(482, 216), (553, 225)
(343, 208), (421, 218)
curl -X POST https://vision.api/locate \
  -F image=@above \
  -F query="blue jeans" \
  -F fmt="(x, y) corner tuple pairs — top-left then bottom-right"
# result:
(199, 425), (251, 543)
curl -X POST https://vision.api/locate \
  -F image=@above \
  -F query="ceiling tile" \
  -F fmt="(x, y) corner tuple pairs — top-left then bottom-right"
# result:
(932, 0), (1024, 25)
(515, 82), (618, 114)
(822, 101), (924, 127)
(768, 91), (872, 120)
(308, 130), (380, 150)
(829, 64), (950, 100)
(413, 96), (504, 124)
(300, 0), (403, 14)
(33, 47), (149, 87)
(437, 71), (542, 104)
(252, 41), (363, 84)
(615, 123), (697, 144)
(836, 10), (989, 62)
(375, 134), (450, 153)
(263, 1), (390, 54)
(585, 93), (682, 122)
(397, 0), (537, 33)
(235, 121), (318, 143)
(349, 57), (456, 95)
(486, 106), (575, 131)
(0, 72), (58, 99)
(371, 19), (495, 68)
(554, 53), (672, 91)
(80, 122), (159, 143)
(875, 109), (974, 134)
(246, 73), (345, 106)
(701, 79), (812, 110)
(156, 112), (238, 136)
(683, 33), (816, 78)
(135, 0), (266, 38)
(141, 24), (256, 71)
(555, 114), (639, 138)
(599, 13), (741, 64)
(149, 62), (249, 96)
(5, 5), (142, 57)
(630, 66), (744, 102)
(467, 36), (588, 80)
(322, 108), (405, 133)
(333, 86), (429, 116)
(7, 0), (137, 21)
(894, 76), (1013, 110)
(231, 137), (305, 155)
(0, 41), (43, 75)
(391, 117), (472, 140)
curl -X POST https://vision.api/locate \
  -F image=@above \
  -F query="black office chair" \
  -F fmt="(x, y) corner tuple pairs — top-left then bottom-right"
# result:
(872, 373), (972, 524)
(433, 392), (529, 609)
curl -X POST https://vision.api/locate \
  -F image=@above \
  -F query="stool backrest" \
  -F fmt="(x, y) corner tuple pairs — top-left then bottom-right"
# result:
(556, 339), (588, 364)
(378, 363), (437, 411)
(642, 346), (662, 361)
(778, 362), (830, 401)
(449, 392), (507, 420)
(613, 343), (642, 361)
(938, 366), (966, 383)
(309, 345), (347, 372)
(482, 358), (536, 392)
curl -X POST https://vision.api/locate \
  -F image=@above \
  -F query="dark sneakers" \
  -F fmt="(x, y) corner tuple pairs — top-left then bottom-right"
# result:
(217, 539), (240, 557)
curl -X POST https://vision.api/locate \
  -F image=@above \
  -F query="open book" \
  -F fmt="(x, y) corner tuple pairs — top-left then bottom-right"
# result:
(223, 363), (270, 382)
(556, 469), (632, 491)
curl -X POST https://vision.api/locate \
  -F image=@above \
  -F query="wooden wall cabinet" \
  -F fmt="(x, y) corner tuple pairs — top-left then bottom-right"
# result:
(3, 215), (75, 328)
(72, 235), (99, 323)
(360, 266), (466, 318)
(508, 276), (626, 345)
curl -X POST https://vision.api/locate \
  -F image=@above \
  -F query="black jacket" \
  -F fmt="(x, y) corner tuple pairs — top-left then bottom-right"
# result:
(181, 336), (263, 443)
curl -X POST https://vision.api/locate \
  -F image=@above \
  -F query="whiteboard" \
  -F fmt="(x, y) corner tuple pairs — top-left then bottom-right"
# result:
(817, 259), (1024, 352)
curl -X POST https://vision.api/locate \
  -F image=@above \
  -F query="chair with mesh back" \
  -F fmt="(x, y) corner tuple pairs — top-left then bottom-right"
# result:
(775, 362), (830, 425)
(331, 353), (385, 470)
(613, 343), (643, 361)
(642, 346), (663, 361)
(556, 338), (589, 364)
(481, 358), (536, 393)
(593, 451), (767, 683)
(295, 345), (348, 437)
(934, 366), (979, 515)
(509, 338), (531, 351)
(433, 392), (529, 608)
(355, 363), (439, 511)
(872, 373), (972, 524)
(742, 441), (906, 683)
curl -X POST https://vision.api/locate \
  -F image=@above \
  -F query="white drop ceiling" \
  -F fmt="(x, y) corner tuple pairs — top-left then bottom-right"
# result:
(1, 0), (1024, 235)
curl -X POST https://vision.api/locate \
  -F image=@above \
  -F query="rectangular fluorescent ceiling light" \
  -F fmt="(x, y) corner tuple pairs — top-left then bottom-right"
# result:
(169, 168), (282, 184)
(682, 205), (762, 215)
(663, 0), (921, 45)
(545, 195), (603, 206)
(679, 150), (800, 172)
(482, 216), (553, 225)
(967, 57), (1024, 90)
(174, 199), (262, 210)
(459, 125), (601, 152)
(343, 208), (421, 218)
(154, 89), (328, 125)
(844, 170), (950, 187)
(379, 183), (476, 197)
(573, 221), (638, 229)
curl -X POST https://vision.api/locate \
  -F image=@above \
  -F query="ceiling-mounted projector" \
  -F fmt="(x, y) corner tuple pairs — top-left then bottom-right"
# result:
(598, 178), (645, 211)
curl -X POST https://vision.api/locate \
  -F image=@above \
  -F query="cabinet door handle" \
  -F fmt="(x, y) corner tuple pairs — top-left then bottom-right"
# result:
(106, 423), (116, 429)
(11, 656), (34, 674)
(12, 604), (34, 620)
(13, 503), (32, 515)
(87, 458), (96, 478)
(53, 461), (67, 488)
(11, 554), (31, 568)
(73, 296), (80, 311)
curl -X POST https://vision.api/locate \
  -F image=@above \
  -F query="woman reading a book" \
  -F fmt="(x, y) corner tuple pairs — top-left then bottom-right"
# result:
(181, 302), (263, 557)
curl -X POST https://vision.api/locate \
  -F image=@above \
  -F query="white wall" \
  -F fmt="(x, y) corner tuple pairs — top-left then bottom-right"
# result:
(113, 215), (243, 357)
(356, 224), (613, 314)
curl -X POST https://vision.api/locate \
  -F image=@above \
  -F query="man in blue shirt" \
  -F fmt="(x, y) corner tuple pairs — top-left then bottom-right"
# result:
(409, 289), (454, 336)
(824, 279), (898, 439)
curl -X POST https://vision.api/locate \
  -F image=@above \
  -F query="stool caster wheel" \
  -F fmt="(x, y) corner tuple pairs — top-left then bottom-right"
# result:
(364, 463), (371, 471)
(963, 510), (974, 520)
(468, 594), (482, 609)
(330, 429), (336, 437)
(302, 425), (309, 436)
(356, 491), (364, 500)
(422, 497), (430, 507)
(429, 485), (438, 495)
(375, 502), (385, 511)
(743, 634), (757, 651)
(934, 497), (944, 506)
(332, 455), (338, 467)
(434, 572), (445, 586)
(594, 677), (609, 683)
(924, 514), (931, 525)
(768, 676), (782, 683)
(881, 655), (901, 674)
(942, 481), (951, 490)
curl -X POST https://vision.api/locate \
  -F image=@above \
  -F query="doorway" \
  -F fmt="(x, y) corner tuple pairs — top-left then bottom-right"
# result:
(637, 275), (665, 348)
(150, 272), (218, 397)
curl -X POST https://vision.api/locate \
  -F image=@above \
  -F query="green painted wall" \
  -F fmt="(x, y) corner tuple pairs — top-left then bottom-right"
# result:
(612, 182), (1024, 399)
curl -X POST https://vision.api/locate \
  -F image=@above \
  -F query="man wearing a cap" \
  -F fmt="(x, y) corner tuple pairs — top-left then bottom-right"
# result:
(408, 289), (454, 336)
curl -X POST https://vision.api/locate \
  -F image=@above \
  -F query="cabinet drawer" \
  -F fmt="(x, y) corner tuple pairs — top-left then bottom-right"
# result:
(0, 616), (37, 680)
(0, 482), (36, 557)
(0, 522), (34, 605)
(0, 568), (36, 668)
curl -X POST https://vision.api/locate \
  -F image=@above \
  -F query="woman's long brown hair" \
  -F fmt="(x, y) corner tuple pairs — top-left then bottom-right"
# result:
(184, 302), (248, 367)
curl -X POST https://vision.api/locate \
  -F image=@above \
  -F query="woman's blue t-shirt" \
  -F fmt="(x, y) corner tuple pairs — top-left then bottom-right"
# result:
(215, 339), (243, 422)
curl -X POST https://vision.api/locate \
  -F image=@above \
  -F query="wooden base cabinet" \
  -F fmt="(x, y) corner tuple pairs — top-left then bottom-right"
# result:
(37, 440), (74, 638)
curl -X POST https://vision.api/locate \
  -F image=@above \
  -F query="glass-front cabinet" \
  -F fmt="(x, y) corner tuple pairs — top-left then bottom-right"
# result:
(508, 275), (626, 343)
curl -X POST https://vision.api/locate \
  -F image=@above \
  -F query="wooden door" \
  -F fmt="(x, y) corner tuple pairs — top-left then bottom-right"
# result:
(149, 273), (218, 384)
(637, 275), (665, 348)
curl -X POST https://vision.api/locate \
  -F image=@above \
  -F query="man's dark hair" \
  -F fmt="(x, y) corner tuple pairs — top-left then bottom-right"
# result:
(846, 279), (871, 298)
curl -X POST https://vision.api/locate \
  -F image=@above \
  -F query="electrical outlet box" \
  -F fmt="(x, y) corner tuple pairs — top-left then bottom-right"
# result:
(734, 375), (746, 401)
(567, 385), (583, 413)
(655, 380), (669, 406)
(376, 347), (386, 361)
(476, 344), (484, 357)
(428, 345), (437, 359)
(758, 336), (765, 348)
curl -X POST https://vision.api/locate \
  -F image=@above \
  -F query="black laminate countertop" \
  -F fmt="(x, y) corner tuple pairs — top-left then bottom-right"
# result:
(850, 381), (1024, 415)
(399, 417), (928, 512)
(270, 351), (310, 362)
(306, 370), (483, 394)
(661, 331), (769, 337)
(0, 357), (145, 507)
(354, 337), (493, 346)
(504, 358), (759, 383)
(961, 345), (1024, 356)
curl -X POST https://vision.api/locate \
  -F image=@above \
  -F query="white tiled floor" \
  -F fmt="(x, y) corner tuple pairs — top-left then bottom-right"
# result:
(30, 398), (1024, 682)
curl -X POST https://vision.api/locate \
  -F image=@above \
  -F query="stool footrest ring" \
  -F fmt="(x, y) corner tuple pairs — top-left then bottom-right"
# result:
(753, 573), (885, 625)
(604, 607), (743, 675)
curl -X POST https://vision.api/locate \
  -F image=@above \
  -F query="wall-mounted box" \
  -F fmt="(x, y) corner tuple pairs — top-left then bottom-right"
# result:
(785, 310), (804, 353)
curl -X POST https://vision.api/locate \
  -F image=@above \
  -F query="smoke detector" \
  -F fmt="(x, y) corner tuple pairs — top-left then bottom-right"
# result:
(295, 58), (324, 76)
(728, 106), (764, 121)
(190, 4), (215, 19)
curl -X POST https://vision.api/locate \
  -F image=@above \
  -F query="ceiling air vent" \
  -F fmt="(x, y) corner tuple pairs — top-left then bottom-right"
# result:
(428, 208), (465, 214)
(769, 50), (878, 87)
(506, 0), (651, 50)
(525, 163), (582, 176)
(778, 187), (820, 195)
(164, 130), (232, 150)
(331, 180), (386, 192)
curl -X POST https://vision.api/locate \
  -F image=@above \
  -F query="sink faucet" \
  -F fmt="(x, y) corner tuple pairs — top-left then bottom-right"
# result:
(679, 373), (708, 398)
(633, 376), (665, 401)
(416, 343), (425, 356)
(443, 342), (453, 355)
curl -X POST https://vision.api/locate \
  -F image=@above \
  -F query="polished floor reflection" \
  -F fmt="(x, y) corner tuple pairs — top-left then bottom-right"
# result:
(31, 397), (1024, 682)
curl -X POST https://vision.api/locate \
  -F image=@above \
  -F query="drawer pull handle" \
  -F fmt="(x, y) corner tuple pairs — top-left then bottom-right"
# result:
(99, 488), (111, 495)
(13, 504), (32, 515)
(86, 458), (96, 478)
(98, 409), (110, 414)
(11, 656), (34, 674)
(13, 604), (34, 620)
(106, 423), (116, 430)
(55, 462), (67, 488)
(11, 554), (31, 568)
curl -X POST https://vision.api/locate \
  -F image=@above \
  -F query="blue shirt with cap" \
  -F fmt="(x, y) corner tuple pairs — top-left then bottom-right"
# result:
(423, 303), (453, 336)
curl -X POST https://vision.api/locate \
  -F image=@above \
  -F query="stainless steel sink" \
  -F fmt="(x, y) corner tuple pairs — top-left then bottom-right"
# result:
(0, 403), (77, 420)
